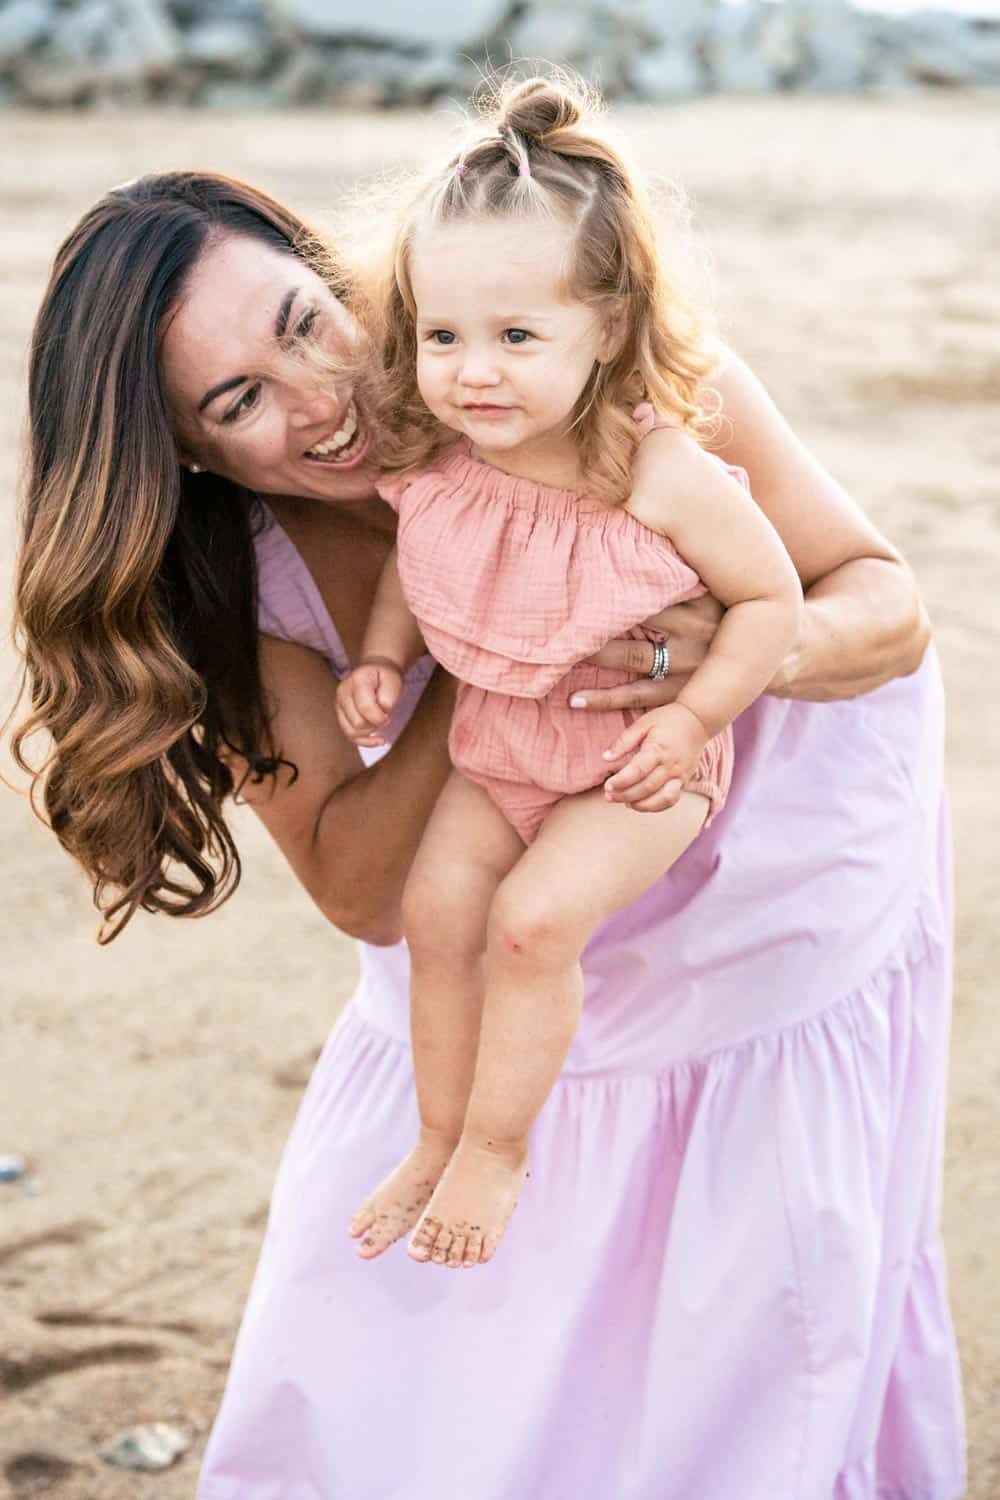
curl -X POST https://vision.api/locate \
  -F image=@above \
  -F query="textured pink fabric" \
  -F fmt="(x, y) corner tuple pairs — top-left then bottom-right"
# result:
(197, 505), (966, 1500)
(379, 447), (740, 840)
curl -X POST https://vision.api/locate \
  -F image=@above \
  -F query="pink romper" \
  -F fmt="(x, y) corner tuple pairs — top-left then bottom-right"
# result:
(378, 442), (740, 844)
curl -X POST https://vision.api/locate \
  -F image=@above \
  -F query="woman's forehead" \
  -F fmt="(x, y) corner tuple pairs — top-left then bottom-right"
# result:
(171, 235), (308, 354)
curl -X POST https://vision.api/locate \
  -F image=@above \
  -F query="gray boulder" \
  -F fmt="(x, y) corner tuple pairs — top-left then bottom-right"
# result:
(506, 1), (598, 64)
(184, 18), (267, 75)
(630, 42), (702, 100)
(274, 0), (513, 51)
(0, 0), (53, 67)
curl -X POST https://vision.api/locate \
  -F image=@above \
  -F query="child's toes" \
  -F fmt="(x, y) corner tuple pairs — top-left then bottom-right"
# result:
(355, 1217), (394, 1259)
(446, 1233), (467, 1269)
(480, 1230), (502, 1264)
(462, 1228), (484, 1266)
(349, 1202), (375, 1239)
(430, 1227), (454, 1265)
(408, 1215), (440, 1262)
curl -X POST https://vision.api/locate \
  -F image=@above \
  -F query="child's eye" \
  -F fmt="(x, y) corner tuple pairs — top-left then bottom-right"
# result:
(429, 330), (456, 345)
(222, 384), (261, 423)
(503, 328), (533, 345)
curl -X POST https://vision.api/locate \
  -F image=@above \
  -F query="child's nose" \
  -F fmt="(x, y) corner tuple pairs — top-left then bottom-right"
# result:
(459, 351), (501, 387)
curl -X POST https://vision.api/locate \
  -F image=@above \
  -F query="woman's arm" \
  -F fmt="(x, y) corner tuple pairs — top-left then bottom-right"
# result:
(237, 635), (454, 945)
(708, 350), (931, 698)
(580, 350), (931, 709)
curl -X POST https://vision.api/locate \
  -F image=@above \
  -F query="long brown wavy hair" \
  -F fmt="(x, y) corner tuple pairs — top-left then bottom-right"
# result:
(11, 172), (348, 942)
(367, 73), (718, 503)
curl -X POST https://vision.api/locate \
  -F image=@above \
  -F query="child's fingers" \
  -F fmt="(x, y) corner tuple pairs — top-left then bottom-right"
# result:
(352, 676), (391, 728)
(337, 689), (386, 745)
(608, 764), (671, 806)
(375, 675), (402, 714)
(603, 747), (662, 797)
(601, 717), (650, 764)
(627, 780), (685, 813)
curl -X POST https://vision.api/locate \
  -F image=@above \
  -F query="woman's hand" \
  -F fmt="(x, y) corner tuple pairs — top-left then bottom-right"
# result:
(335, 658), (403, 747)
(602, 702), (709, 811)
(571, 596), (748, 713)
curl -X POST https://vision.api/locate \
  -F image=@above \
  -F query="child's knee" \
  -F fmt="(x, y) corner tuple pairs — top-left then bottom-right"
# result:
(486, 883), (580, 969)
(403, 871), (484, 963)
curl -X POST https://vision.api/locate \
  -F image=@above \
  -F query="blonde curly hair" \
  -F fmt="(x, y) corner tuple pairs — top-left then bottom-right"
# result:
(362, 72), (718, 505)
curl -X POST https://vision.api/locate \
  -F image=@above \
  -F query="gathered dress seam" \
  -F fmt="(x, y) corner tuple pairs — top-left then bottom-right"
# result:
(773, 1068), (816, 1500)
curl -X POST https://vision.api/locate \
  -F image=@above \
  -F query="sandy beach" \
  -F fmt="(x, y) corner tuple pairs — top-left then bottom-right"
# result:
(1, 96), (997, 1497)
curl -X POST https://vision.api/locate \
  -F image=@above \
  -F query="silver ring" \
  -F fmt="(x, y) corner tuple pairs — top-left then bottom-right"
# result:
(648, 640), (670, 681)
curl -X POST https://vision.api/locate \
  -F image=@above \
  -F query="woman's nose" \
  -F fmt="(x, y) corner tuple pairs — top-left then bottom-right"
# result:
(288, 387), (339, 428)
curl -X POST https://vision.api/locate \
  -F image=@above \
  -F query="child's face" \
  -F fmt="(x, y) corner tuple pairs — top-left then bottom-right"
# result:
(409, 215), (611, 458)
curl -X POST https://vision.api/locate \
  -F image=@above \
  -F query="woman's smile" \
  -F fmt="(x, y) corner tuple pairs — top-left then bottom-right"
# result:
(303, 399), (371, 467)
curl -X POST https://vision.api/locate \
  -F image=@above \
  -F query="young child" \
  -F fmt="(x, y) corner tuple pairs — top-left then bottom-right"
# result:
(335, 76), (802, 1270)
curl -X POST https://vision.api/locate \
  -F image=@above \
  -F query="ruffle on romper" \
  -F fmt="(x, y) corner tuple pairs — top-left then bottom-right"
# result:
(378, 447), (720, 698)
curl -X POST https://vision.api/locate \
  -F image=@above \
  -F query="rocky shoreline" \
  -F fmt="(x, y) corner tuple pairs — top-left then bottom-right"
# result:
(0, 0), (998, 109)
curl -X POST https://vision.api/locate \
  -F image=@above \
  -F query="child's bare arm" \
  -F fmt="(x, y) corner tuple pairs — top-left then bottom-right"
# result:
(336, 550), (426, 746)
(363, 548), (426, 673)
(627, 432), (802, 738)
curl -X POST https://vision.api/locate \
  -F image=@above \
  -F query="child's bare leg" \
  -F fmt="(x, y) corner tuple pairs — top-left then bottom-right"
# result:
(350, 772), (523, 1258)
(411, 788), (709, 1269)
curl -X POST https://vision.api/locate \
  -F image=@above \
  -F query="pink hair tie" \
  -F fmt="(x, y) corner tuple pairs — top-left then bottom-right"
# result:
(454, 162), (467, 177)
(518, 161), (531, 178)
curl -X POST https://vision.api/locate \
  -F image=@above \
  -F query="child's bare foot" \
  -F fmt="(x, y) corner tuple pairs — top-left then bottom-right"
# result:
(408, 1135), (529, 1269)
(349, 1130), (456, 1260)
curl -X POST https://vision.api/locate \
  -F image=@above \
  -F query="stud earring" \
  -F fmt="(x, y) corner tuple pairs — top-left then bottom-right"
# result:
(188, 463), (202, 474)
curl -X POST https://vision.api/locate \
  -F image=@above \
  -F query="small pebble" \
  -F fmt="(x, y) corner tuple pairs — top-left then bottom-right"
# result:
(0, 1154), (25, 1182)
(99, 1424), (190, 1472)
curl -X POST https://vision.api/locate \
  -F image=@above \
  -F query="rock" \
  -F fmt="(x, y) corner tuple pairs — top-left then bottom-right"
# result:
(704, 7), (777, 94)
(274, 0), (513, 51)
(400, 48), (466, 103)
(0, 1154), (26, 1182)
(199, 77), (277, 107)
(99, 1423), (190, 1472)
(15, 0), (179, 103)
(270, 43), (331, 104)
(627, 0), (712, 50)
(507, 1), (597, 64)
(184, 18), (267, 75)
(0, 0), (53, 67)
(630, 43), (701, 100)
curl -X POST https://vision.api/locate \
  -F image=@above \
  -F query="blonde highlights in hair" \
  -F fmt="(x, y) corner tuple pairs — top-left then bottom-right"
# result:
(368, 73), (717, 503)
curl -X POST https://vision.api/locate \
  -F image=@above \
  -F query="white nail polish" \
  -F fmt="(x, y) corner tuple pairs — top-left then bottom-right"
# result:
(570, 695), (586, 708)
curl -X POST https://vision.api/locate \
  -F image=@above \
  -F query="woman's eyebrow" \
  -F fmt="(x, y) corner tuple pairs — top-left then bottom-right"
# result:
(196, 287), (299, 412)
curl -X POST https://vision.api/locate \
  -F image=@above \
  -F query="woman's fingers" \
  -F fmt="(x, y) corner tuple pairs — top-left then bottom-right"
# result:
(643, 594), (724, 639)
(586, 636), (659, 675)
(572, 674), (686, 713)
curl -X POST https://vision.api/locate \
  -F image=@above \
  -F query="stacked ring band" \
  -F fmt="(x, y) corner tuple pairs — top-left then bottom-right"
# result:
(648, 640), (670, 681)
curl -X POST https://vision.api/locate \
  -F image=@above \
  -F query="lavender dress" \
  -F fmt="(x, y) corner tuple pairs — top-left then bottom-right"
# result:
(198, 505), (966, 1500)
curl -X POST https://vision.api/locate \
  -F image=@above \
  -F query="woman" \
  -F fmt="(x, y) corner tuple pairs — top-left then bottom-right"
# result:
(14, 172), (965, 1499)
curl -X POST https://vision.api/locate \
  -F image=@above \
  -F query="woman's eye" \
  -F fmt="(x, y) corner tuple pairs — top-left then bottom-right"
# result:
(429, 330), (456, 345)
(503, 328), (532, 345)
(222, 384), (261, 423)
(294, 307), (319, 341)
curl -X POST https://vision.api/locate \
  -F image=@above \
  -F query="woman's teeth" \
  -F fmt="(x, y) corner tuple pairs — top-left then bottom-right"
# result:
(306, 402), (362, 461)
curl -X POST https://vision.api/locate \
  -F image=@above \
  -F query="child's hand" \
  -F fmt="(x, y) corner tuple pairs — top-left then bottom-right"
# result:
(336, 658), (404, 748)
(602, 702), (709, 812)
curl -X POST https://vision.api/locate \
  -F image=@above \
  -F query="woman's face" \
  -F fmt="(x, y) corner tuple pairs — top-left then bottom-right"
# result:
(160, 232), (378, 503)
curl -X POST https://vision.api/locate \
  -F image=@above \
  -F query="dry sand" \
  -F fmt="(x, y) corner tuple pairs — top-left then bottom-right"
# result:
(0, 97), (997, 1497)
